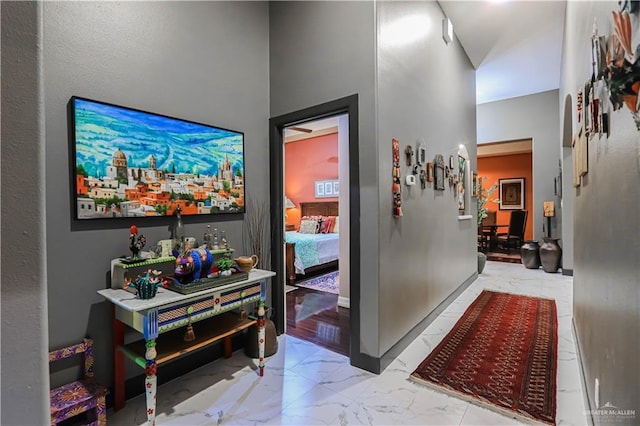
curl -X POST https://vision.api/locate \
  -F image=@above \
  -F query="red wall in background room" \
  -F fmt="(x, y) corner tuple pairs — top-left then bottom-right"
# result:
(284, 133), (338, 228)
(478, 152), (533, 241)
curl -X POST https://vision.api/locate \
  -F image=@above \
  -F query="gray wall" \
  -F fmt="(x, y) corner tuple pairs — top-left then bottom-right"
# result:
(270, 1), (476, 358)
(477, 91), (563, 259)
(42, 1), (270, 386)
(376, 1), (477, 355)
(1, 2), (51, 424)
(560, 1), (640, 420)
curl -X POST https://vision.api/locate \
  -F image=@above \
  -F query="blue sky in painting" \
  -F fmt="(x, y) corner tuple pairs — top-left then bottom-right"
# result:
(74, 98), (244, 179)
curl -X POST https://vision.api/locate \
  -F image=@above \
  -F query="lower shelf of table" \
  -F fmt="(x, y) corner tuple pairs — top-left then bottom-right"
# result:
(120, 311), (254, 367)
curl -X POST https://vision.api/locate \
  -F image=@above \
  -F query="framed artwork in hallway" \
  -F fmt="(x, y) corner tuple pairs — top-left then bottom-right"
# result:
(499, 178), (525, 210)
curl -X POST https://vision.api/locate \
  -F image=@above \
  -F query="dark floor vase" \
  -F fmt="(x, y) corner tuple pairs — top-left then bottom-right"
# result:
(520, 240), (541, 269)
(477, 252), (487, 274)
(540, 237), (562, 273)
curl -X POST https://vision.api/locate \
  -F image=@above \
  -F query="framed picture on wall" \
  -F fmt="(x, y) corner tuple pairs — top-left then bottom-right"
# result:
(315, 179), (339, 198)
(499, 178), (525, 210)
(472, 171), (478, 198)
(434, 155), (445, 191)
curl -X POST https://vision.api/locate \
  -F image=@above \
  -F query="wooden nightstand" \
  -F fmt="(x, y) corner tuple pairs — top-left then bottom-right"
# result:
(285, 223), (295, 231)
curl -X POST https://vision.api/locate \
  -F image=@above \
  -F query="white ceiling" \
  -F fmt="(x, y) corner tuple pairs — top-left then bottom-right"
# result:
(283, 116), (339, 142)
(439, 0), (566, 104)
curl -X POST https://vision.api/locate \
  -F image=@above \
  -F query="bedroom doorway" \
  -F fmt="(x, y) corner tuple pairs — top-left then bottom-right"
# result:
(283, 116), (348, 355)
(269, 95), (360, 362)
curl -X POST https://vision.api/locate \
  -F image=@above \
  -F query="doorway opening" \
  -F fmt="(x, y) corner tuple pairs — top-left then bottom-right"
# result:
(269, 95), (360, 363)
(477, 139), (533, 264)
(282, 115), (348, 355)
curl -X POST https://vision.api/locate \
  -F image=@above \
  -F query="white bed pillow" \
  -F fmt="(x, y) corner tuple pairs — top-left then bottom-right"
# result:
(332, 216), (339, 233)
(299, 219), (319, 234)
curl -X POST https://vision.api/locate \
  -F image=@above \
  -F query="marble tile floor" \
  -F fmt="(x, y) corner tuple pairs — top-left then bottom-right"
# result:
(108, 261), (588, 425)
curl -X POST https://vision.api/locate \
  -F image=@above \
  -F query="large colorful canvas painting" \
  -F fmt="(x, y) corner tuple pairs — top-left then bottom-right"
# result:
(71, 97), (245, 219)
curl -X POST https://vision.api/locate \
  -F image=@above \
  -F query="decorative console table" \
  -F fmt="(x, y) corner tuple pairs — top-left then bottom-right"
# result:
(97, 269), (275, 425)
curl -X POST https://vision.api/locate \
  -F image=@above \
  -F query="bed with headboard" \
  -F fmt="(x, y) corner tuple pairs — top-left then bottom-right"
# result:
(285, 201), (340, 285)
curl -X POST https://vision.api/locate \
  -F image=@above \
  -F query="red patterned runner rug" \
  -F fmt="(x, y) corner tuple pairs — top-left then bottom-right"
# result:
(410, 290), (558, 425)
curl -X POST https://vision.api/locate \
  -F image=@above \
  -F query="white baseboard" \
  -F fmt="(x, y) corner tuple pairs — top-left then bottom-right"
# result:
(338, 296), (350, 309)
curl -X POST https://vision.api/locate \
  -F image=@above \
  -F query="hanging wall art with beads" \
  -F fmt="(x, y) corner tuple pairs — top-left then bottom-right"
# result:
(392, 138), (403, 217)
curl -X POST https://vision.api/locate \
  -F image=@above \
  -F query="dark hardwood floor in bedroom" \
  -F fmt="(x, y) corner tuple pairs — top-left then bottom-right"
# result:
(286, 286), (350, 357)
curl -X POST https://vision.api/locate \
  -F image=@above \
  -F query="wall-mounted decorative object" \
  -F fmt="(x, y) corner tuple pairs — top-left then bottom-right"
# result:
(314, 179), (339, 198)
(426, 162), (434, 182)
(572, 131), (581, 187)
(578, 125), (588, 176)
(472, 172), (478, 198)
(577, 89), (583, 123)
(449, 155), (455, 169)
(457, 155), (467, 210)
(392, 138), (402, 217)
(405, 145), (414, 166)
(583, 80), (592, 136)
(591, 5), (640, 131)
(554, 160), (562, 199)
(405, 174), (416, 186)
(419, 169), (426, 189)
(499, 178), (525, 210)
(571, 122), (588, 189)
(434, 155), (445, 191)
(417, 143), (426, 166)
(70, 97), (245, 220)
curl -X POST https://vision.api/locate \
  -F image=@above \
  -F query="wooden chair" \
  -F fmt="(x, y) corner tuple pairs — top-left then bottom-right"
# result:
(477, 211), (496, 252)
(496, 210), (528, 253)
(49, 338), (108, 426)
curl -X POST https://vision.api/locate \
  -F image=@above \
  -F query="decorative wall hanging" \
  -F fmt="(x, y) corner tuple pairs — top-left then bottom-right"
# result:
(434, 155), (445, 191)
(554, 160), (563, 199)
(572, 132), (581, 187)
(472, 172), (478, 199)
(572, 121), (588, 189)
(404, 145), (414, 166)
(457, 155), (466, 211)
(70, 96), (245, 220)
(417, 143), (426, 166)
(499, 178), (525, 210)
(419, 169), (426, 189)
(583, 80), (592, 136)
(426, 162), (434, 182)
(392, 138), (403, 217)
(583, 5), (640, 132)
(578, 125), (588, 176)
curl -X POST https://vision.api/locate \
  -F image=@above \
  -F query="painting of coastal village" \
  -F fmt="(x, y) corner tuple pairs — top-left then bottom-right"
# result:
(73, 97), (245, 219)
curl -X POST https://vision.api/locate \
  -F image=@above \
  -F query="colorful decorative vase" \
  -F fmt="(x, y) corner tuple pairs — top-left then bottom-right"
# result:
(133, 270), (161, 299)
(540, 237), (562, 273)
(520, 240), (541, 269)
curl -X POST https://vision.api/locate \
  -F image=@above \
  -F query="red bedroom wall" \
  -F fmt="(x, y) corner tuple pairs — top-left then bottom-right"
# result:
(284, 133), (339, 228)
(478, 152), (533, 241)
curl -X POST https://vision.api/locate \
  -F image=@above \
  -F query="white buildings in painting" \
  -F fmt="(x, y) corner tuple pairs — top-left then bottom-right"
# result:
(79, 149), (245, 216)
(77, 197), (96, 219)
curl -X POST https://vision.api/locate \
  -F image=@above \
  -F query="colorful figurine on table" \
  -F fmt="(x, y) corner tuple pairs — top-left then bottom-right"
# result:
(129, 225), (146, 260)
(132, 269), (162, 299)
